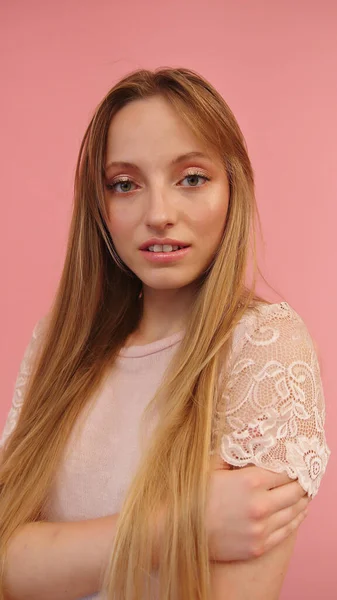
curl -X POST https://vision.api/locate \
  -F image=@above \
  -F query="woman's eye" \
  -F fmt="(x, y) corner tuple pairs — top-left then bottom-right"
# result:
(105, 172), (210, 193)
(180, 173), (210, 187)
(105, 179), (137, 193)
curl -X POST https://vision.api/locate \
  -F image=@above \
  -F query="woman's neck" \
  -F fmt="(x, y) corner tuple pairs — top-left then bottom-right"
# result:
(126, 284), (195, 346)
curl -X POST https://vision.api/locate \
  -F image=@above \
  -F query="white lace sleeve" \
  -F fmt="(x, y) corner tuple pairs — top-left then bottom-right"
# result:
(0, 318), (46, 449)
(217, 302), (331, 498)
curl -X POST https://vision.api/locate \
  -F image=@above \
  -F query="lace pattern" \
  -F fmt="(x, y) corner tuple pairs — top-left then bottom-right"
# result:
(213, 302), (331, 498)
(1, 304), (331, 500)
(0, 319), (45, 449)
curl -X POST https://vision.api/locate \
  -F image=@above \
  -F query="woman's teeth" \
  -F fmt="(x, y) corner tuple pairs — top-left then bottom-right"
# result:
(147, 244), (181, 252)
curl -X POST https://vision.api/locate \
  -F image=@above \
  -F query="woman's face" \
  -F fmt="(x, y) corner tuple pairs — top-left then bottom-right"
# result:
(104, 95), (230, 292)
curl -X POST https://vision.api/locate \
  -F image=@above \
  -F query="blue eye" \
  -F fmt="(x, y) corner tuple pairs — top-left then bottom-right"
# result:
(180, 173), (210, 187)
(105, 172), (210, 194)
(105, 178), (136, 193)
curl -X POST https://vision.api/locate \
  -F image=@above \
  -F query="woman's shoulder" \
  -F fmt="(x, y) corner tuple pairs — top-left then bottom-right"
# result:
(215, 300), (331, 498)
(230, 300), (315, 358)
(0, 314), (50, 450)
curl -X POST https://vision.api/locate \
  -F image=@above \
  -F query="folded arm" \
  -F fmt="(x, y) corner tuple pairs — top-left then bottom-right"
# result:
(210, 528), (297, 600)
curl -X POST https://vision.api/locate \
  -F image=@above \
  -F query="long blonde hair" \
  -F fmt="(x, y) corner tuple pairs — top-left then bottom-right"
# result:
(0, 67), (270, 599)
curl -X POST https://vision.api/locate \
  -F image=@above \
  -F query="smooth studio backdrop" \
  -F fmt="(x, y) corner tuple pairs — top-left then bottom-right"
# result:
(1, 1), (336, 598)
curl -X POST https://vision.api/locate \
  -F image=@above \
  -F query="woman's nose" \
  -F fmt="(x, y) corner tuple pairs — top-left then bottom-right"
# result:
(144, 187), (177, 230)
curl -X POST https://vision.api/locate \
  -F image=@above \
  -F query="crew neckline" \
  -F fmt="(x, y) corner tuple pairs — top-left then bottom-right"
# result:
(118, 301), (288, 359)
(119, 329), (185, 358)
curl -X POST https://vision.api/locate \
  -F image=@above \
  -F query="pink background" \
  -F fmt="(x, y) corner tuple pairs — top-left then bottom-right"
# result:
(1, 1), (336, 597)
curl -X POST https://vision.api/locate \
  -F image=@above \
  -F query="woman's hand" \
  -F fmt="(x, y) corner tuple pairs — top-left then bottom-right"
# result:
(206, 454), (310, 562)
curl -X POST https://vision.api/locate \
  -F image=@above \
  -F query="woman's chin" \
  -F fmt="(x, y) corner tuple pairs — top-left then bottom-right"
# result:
(140, 274), (198, 293)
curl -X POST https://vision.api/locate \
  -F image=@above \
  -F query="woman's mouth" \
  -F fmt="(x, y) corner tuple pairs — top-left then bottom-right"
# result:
(140, 245), (191, 263)
(147, 244), (184, 253)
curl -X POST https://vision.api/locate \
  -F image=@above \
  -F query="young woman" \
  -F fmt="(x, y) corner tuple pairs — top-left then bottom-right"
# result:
(0, 67), (330, 600)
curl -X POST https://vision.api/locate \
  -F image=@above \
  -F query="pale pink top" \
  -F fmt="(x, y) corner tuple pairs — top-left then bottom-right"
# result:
(0, 302), (331, 599)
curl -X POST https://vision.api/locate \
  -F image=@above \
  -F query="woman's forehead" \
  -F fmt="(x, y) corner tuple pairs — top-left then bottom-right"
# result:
(104, 96), (226, 176)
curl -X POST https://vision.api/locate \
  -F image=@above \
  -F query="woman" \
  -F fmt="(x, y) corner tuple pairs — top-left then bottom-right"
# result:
(0, 67), (330, 600)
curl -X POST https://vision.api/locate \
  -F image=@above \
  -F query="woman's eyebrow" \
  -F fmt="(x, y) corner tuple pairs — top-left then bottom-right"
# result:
(104, 160), (141, 174)
(170, 151), (211, 165)
(104, 151), (211, 173)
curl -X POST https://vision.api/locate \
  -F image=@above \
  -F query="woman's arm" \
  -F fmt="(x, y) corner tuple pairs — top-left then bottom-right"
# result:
(208, 467), (301, 599)
(206, 459), (309, 563)
(1, 447), (307, 600)
(2, 515), (119, 600)
(210, 529), (297, 600)
(207, 304), (330, 597)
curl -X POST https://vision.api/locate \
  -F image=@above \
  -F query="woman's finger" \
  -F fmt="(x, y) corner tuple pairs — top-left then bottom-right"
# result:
(265, 480), (308, 515)
(263, 508), (308, 554)
(265, 496), (310, 538)
(260, 468), (297, 490)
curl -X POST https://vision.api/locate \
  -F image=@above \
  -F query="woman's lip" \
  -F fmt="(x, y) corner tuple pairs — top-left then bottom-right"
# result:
(139, 246), (191, 263)
(139, 241), (189, 250)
